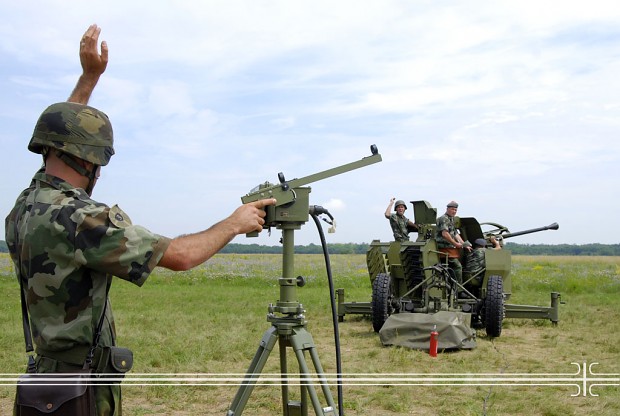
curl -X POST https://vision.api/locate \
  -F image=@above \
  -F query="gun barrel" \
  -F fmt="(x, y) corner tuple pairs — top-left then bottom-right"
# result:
(502, 222), (559, 239)
(288, 152), (382, 189)
(242, 145), (382, 204)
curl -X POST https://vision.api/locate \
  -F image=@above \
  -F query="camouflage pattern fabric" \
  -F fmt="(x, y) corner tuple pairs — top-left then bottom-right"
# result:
(6, 171), (171, 415)
(465, 248), (486, 280)
(388, 212), (410, 242)
(435, 213), (464, 283)
(28, 102), (115, 166)
(435, 213), (459, 248)
(447, 257), (463, 284)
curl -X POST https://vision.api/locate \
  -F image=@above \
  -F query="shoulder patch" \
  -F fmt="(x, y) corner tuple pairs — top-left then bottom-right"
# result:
(109, 205), (133, 228)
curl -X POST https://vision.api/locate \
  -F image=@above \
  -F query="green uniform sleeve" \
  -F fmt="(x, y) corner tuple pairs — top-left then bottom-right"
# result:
(73, 204), (171, 286)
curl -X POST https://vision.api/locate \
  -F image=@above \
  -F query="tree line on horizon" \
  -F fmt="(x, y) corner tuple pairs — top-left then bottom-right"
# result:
(218, 242), (620, 256)
(1, 240), (618, 256)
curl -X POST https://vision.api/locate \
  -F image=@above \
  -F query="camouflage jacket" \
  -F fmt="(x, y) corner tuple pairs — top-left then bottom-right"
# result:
(435, 213), (459, 248)
(465, 248), (485, 277)
(388, 212), (410, 242)
(5, 171), (171, 355)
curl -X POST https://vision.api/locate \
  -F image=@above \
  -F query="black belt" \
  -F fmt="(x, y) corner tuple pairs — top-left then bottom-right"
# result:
(36, 345), (104, 368)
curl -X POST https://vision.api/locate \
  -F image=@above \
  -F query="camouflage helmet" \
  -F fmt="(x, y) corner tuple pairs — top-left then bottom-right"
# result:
(394, 200), (407, 210)
(28, 102), (114, 166)
(447, 201), (459, 208)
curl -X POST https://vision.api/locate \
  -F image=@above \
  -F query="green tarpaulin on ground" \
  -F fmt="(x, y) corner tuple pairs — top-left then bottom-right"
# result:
(379, 311), (477, 350)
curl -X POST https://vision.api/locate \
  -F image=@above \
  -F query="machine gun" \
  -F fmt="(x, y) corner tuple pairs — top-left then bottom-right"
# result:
(241, 144), (382, 235)
(229, 145), (382, 416)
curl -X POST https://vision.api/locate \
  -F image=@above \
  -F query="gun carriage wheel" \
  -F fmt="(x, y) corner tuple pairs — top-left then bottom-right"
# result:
(371, 273), (393, 333)
(484, 275), (504, 337)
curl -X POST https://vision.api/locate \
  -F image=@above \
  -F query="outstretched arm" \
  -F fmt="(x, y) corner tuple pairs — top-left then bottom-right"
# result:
(158, 198), (277, 271)
(68, 24), (109, 104)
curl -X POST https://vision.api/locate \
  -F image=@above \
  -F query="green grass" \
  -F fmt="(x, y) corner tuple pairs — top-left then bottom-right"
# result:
(1, 254), (619, 415)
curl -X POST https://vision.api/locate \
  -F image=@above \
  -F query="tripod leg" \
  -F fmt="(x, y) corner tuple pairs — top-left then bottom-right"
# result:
(289, 328), (337, 416)
(227, 326), (278, 416)
(279, 337), (289, 415)
(307, 344), (337, 410)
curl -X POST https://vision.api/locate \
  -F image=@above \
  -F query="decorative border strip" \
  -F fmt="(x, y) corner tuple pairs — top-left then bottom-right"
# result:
(1, 362), (618, 396)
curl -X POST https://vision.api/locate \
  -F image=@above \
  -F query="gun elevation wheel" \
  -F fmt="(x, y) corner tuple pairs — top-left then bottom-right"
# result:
(371, 273), (393, 333)
(484, 275), (504, 337)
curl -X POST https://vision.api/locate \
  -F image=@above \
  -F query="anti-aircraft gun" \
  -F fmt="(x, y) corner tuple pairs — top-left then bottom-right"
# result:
(337, 200), (560, 350)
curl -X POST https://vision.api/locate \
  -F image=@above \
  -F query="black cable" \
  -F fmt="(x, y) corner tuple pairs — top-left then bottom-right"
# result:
(310, 209), (344, 416)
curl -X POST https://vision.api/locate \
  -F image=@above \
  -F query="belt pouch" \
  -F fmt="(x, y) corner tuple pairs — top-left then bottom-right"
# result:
(96, 346), (133, 381)
(15, 370), (95, 415)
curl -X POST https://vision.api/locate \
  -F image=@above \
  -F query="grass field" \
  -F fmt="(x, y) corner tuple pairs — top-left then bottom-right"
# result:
(1, 253), (619, 415)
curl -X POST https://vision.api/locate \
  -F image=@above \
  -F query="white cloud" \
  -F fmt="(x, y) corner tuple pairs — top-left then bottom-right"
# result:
(323, 198), (346, 212)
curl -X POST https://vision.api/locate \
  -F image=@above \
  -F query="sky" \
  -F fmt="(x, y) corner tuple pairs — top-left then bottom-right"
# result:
(1, 0), (619, 247)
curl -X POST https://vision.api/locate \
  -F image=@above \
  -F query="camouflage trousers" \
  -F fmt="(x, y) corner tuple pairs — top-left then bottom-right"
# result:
(13, 355), (122, 416)
(447, 258), (463, 285)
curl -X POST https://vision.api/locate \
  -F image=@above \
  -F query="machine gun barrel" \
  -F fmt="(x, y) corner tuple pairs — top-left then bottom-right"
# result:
(241, 145), (382, 235)
(242, 145), (382, 205)
(286, 152), (382, 190)
(501, 222), (559, 239)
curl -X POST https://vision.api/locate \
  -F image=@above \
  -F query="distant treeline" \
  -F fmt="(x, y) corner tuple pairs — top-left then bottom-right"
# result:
(1, 240), (618, 256)
(220, 242), (620, 256)
(218, 243), (369, 255)
(503, 242), (620, 256)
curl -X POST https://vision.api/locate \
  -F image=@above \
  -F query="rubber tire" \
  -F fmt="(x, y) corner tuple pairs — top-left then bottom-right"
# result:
(484, 275), (504, 337)
(371, 273), (392, 333)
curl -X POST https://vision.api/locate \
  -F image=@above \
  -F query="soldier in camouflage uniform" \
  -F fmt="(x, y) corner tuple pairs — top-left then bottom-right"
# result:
(6, 26), (275, 416)
(435, 201), (471, 284)
(384, 198), (418, 242)
(464, 237), (501, 283)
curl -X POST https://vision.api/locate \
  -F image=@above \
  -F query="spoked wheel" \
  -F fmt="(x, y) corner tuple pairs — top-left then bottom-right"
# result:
(484, 275), (504, 337)
(371, 273), (393, 333)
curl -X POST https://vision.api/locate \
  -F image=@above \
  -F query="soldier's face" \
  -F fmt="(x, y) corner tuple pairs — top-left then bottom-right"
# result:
(396, 205), (406, 215)
(447, 207), (457, 217)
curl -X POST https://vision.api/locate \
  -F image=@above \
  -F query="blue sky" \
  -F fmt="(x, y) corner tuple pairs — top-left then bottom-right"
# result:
(1, 0), (619, 246)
